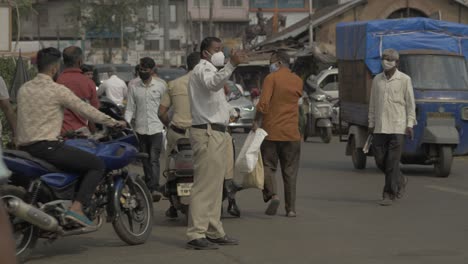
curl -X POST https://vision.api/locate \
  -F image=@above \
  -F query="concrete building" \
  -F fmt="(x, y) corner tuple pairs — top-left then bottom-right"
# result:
(187, 0), (250, 49)
(4, 0), (190, 66)
(256, 0), (468, 55)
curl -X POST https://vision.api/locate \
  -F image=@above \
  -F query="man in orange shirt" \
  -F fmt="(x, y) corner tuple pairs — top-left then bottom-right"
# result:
(253, 51), (302, 217)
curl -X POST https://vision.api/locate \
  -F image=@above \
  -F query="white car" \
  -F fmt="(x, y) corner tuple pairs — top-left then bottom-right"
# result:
(306, 67), (339, 99)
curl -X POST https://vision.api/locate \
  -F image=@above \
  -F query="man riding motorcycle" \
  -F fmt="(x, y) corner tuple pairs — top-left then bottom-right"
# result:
(16, 47), (126, 227)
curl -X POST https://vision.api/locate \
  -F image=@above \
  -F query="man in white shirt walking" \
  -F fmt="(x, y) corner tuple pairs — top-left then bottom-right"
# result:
(98, 67), (128, 105)
(125, 57), (167, 200)
(186, 37), (247, 250)
(368, 48), (416, 206)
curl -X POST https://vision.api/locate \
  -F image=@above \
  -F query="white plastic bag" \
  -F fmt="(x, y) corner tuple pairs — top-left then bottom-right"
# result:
(239, 152), (264, 190)
(162, 128), (167, 152)
(235, 129), (268, 173)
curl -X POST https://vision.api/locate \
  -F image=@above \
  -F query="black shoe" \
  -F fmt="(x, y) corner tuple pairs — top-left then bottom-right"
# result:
(206, 235), (239, 246)
(265, 199), (280, 215)
(227, 198), (240, 217)
(186, 238), (219, 250)
(165, 206), (178, 219)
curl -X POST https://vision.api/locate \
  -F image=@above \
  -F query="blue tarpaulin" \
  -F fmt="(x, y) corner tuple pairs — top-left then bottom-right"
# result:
(336, 18), (468, 75)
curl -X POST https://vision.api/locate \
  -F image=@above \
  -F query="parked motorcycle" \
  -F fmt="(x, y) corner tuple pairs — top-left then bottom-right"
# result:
(1, 136), (153, 262)
(162, 137), (193, 217)
(303, 92), (334, 143)
(162, 136), (240, 219)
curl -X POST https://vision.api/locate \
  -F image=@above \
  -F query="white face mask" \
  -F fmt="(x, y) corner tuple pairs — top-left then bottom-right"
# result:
(382, 59), (396, 71)
(208, 51), (225, 67)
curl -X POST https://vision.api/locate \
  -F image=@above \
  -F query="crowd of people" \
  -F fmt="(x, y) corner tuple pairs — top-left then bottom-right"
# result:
(0, 34), (415, 260)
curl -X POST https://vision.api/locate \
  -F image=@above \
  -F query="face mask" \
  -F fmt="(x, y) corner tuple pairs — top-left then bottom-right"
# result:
(139, 71), (151, 81)
(269, 63), (279, 73)
(382, 59), (396, 71)
(209, 51), (225, 67)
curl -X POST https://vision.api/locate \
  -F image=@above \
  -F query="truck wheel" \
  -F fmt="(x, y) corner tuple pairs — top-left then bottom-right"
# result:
(350, 136), (366, 169)
(434, 145), (453, 178)
(320, 127), (332, 143)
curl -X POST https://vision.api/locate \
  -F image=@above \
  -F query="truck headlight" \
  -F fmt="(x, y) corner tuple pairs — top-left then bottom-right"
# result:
(462, 107), (468, 120)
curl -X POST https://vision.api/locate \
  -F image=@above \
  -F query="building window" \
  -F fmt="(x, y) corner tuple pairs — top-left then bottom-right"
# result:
(91, 38), (122, 49)
(170, 39), (180, 50)
(170, 4), (177, 23)
(223, 0), (242, 7)
(219, 23), (245, 38)
(387, 8), (428, 19)
(147, 4), (160, 22)
(194, 0), (209, 7)
(145, 40), (160, 50)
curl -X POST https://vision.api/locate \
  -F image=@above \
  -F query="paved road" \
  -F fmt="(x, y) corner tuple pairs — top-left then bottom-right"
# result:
(27, 134), (468, 264)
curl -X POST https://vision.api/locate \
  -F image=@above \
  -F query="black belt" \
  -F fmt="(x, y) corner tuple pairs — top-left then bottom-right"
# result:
(170, 124), (187, 135)
(192, 124), (227, 133)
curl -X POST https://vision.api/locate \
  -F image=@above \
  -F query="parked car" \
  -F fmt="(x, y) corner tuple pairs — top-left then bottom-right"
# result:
(225, 81), (255, 133)
(307, 67), (339, 99)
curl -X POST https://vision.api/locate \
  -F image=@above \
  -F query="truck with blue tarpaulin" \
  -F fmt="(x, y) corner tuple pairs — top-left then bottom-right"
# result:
(336, 18), (468, 177)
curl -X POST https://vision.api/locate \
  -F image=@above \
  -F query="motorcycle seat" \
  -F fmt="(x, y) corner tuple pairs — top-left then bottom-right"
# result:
(3, 149), (62, 173)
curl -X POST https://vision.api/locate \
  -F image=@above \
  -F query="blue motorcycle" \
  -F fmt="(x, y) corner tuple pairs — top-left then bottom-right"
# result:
(0, 137), (153, 262)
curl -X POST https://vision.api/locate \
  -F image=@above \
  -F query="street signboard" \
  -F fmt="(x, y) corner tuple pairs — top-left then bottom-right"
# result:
(0, 5), (12, 52)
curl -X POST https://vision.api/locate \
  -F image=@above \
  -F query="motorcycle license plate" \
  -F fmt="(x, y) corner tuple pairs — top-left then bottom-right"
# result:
(177, 183), (193, 196)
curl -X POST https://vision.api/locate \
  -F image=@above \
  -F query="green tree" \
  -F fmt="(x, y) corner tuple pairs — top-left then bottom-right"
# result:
(7, 0), (36, 51)
(71, 0), (152, 63)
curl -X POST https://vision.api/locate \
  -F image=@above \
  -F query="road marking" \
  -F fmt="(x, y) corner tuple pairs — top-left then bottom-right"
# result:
(426, 185), (468, 196)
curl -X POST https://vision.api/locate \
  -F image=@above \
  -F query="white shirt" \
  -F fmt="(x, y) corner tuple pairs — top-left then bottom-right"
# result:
(124, 77), (167, 135)
(189, 59), (236, 126)
(98, 75), (128, 105)
(368, 69), (417, 134)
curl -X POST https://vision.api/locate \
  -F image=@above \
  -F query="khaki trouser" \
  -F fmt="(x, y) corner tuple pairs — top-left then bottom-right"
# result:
(164, 126), (190, 170)
(186, 126), (229, 241)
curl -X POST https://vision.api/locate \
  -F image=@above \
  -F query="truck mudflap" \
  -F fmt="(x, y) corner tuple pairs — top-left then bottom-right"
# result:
(422, 116), (460, 145)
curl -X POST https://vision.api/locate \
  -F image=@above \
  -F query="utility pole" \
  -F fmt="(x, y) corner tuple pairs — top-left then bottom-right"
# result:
(208, 0), (214, 36)
(198, 0), (203, 44)
(162, 0), (170, 66)
(272, 0), (278, 34)
(309, 0), (314, 46)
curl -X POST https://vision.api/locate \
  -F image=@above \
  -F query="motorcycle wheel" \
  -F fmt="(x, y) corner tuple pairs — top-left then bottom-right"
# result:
(112, 177), (153, 245)
(320, 127), (332, 143)
(0, 185), (38, 263)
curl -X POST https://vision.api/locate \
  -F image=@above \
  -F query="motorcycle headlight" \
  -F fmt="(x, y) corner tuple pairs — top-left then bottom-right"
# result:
(241, 105), (255, 111)
(462, 107), (468, 120)
(312, 94), (327, 102)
